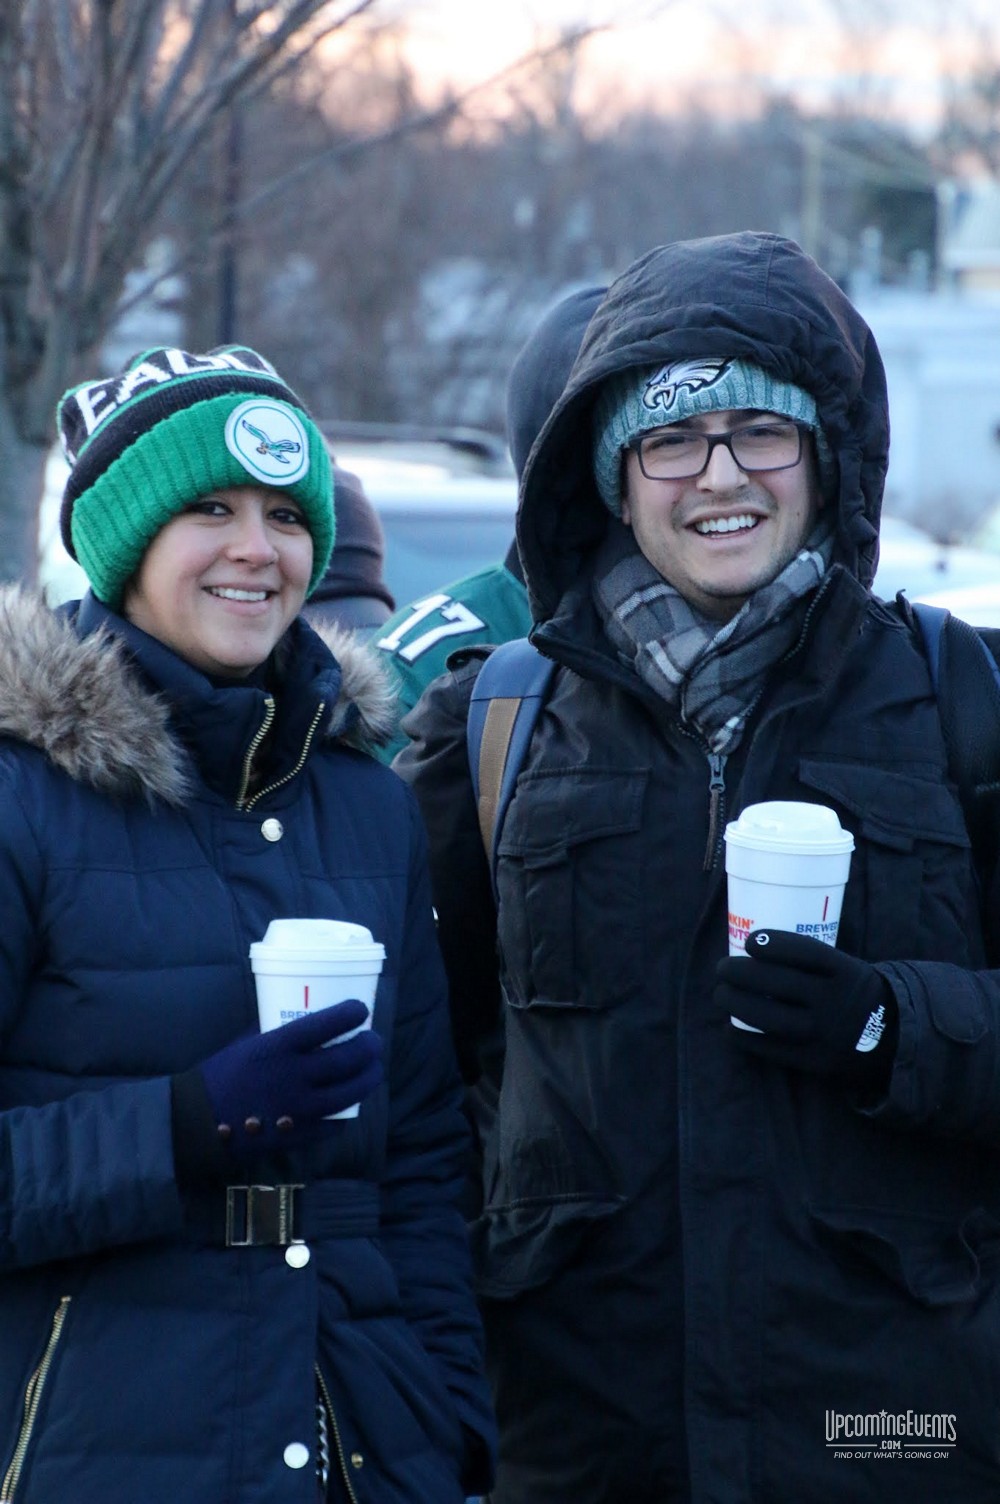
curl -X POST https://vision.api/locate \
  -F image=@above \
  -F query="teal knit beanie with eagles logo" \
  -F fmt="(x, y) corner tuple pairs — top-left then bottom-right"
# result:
(592, 356), (837, 517)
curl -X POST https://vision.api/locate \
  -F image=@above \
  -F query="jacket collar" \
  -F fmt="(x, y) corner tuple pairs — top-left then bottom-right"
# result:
(0, 587), (397, 804)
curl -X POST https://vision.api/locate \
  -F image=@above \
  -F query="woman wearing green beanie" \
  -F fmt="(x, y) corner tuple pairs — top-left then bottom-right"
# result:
(0, 345), (495, 1502)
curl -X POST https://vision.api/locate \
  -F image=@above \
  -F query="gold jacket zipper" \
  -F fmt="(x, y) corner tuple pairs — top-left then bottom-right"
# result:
(235, 696), (276, 810)
(242, 701), (326, 813)
(315, 1364), (359, 1504)
(1, 1296), (72, 1501)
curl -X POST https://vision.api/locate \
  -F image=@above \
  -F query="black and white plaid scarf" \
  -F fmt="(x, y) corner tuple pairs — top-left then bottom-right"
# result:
(592, 521), (834, 754)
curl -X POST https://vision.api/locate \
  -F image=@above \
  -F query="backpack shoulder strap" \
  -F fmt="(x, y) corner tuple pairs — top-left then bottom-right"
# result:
(468, 638), (557, 889)
(910, 602), (1000, 798)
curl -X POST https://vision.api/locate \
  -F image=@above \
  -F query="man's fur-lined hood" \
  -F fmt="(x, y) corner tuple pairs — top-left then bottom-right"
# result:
(0, 586), (398, 804)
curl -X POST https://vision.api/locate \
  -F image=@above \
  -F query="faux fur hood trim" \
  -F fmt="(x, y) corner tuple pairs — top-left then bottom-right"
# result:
(309, 616), (399, 750)
(0, 587), (398, 804)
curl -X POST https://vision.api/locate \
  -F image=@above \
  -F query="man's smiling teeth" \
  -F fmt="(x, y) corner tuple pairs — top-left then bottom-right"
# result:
(209, 587), (270, 602)
(693, 514), (759, 535)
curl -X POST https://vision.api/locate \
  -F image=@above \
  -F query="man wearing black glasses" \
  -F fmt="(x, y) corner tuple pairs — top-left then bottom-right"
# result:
(397, 232), (999, 1503)
(592, 353), (837, 647)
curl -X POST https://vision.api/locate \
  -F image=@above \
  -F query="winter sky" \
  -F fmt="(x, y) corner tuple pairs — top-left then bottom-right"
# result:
(394, 0), (1000, 133)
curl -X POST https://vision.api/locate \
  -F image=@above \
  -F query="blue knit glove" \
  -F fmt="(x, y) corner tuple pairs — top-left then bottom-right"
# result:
(196, 1000), (383, 1156)
(714, 929), (898, 1086)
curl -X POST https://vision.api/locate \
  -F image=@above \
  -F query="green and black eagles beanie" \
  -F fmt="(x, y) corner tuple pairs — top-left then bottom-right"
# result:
(57, 345), (335, 609)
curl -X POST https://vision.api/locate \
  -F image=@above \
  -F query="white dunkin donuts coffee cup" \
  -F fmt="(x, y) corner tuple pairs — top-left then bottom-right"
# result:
(724, 801), (854, 1031)
(249, 918), (385, 1118)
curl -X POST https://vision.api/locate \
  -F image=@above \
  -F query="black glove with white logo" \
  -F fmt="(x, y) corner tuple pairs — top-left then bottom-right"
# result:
(714, 929), (898, 1087)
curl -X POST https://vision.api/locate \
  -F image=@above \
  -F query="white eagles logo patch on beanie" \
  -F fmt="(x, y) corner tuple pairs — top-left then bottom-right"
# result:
(642, 358), (730, 415)
(224, 398), (310, 485)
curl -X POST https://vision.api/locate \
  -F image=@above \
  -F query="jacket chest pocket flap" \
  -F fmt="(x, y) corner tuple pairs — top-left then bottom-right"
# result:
(798, 758), (972, 958)
(496, 768), (647, 1010)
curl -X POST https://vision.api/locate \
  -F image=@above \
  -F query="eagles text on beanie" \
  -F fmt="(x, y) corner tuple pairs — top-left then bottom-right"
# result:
(58, 346), (334, 609)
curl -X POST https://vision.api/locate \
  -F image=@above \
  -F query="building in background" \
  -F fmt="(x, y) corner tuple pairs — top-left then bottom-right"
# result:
(854, 284), (1000, 540)
(938, 179), (1000, 295)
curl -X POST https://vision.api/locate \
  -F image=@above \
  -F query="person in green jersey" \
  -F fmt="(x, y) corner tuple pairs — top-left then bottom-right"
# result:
(374, 285), (606, 763)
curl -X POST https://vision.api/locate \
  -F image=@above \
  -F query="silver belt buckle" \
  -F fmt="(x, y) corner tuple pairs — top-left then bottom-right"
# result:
(225, 1184), (305, 1247)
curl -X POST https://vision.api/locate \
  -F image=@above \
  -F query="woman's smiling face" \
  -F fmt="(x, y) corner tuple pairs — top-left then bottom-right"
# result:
(122, 485), (313, 677)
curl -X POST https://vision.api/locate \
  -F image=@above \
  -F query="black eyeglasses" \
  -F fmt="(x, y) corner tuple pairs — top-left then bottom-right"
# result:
(631, 420), (808, 481)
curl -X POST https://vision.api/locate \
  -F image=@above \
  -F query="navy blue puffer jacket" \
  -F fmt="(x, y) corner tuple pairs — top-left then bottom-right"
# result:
(0, 588), (495, 1503)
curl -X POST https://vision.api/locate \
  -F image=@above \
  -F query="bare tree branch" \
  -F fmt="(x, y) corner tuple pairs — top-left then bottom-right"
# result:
(236, 21), (609, 214)
(88, 16), (610, 331)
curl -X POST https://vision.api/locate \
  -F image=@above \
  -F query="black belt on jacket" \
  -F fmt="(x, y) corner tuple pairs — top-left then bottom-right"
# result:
(181, 1178), (380, 1247)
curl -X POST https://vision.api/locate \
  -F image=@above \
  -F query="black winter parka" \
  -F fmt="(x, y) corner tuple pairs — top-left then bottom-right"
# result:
(397, 233), (1000, 1503)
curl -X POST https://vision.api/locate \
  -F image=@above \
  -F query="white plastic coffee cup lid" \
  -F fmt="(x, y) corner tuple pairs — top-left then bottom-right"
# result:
(724, 800), (854, 855)
(249, 918), (386, 962)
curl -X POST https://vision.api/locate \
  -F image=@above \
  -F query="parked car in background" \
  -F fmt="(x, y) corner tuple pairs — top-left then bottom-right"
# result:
(37, 447), (87, 605)
(320, 422), (517, 609)
(872, 516), (1000, 604)
(910, 583), (1000, 629)
(870, 516), (1000, 625)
